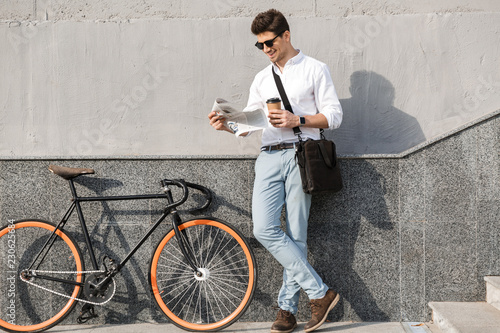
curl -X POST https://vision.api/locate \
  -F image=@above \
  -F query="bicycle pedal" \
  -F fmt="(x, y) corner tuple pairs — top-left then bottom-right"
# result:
(101, 255), (118, 273)
(77, 304), (98, 324)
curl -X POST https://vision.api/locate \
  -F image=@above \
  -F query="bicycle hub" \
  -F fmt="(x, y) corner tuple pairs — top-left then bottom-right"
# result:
(194, 268), (210, 281)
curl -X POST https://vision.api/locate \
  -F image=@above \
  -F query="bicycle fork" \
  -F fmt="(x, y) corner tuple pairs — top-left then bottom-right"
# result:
(164, 186), (201, 276)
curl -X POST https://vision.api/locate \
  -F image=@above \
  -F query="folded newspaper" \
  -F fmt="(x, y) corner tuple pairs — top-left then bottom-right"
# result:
(212, 98), (268, 136)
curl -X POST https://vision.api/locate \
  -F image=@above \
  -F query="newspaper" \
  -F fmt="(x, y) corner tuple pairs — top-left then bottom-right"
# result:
(212, 98), (268, 136)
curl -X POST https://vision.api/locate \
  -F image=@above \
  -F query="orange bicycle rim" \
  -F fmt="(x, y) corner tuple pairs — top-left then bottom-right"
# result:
(0, 221), (83, 332)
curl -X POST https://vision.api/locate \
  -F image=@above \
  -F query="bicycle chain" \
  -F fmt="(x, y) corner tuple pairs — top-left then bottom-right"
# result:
(20, 270), (117, 306)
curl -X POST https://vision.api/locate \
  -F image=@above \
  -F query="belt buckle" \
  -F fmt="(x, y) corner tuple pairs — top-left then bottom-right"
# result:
(277, 143), (286, 150)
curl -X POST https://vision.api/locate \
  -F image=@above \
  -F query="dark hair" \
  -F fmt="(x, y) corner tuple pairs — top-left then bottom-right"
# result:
(251, 9), (289, 35)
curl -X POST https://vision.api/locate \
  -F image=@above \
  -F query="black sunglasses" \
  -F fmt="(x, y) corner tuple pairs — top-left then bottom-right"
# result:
(255, 31), (286, 50)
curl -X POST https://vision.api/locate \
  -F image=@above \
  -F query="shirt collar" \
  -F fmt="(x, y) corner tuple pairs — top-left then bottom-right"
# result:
(272, 49), (304, 70)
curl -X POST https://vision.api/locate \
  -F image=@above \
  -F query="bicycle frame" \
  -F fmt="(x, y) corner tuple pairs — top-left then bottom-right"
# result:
(26, 177), (200, 288)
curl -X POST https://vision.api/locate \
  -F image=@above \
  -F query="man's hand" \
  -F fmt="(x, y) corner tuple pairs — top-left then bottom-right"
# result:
(268, 109), (299, 128)
(208, 111), (233, 133)
(268, 111), (330, 129)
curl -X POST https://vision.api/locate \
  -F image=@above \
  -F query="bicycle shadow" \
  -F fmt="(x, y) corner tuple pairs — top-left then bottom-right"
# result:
(73, 176), (152, 324)
(214, 197), (251, 217)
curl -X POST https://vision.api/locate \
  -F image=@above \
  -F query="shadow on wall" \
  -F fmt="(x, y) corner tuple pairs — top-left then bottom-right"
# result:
(309, 160), (394, 321)
(73, 176), (152, 324)
(331, 71), (426, 155)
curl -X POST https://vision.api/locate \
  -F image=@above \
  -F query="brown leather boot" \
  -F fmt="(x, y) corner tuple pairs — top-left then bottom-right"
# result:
(304, 289), (340, 333)
(271, 309), (297, 333)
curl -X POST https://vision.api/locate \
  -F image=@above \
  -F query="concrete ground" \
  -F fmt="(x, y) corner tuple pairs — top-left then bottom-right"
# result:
(48, 321), (440, 333)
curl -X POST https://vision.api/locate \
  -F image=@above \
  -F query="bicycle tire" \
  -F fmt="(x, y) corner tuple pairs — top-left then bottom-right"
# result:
(0, 220), (84, 333)
(149, 218), (257, 332)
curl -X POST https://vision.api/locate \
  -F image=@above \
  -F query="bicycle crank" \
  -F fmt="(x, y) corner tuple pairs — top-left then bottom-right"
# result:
(83, 272), (116, 303)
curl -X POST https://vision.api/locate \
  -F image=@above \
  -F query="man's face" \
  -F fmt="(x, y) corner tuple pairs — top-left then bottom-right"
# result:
(256, 31), (286, 63)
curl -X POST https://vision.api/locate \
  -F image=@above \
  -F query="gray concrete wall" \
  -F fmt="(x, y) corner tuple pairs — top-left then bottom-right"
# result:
(1, 1), (500, 156)
(0, 112), (498, 324)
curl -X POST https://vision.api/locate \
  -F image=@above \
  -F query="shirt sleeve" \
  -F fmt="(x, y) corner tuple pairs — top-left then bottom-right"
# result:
(239, 75), (266, 137)
(314, 64), (343, 130)
(243, 75), (265, 113)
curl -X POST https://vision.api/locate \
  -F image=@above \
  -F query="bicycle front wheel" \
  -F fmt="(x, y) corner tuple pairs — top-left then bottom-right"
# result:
(150, 218), (257, 332)
(0, 220), (84, 333)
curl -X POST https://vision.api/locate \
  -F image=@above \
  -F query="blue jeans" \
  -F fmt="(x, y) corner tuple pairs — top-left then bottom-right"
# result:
(252, 148), (328, 315)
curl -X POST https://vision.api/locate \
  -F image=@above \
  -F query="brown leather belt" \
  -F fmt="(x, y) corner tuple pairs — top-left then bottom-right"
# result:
(260, 142), (298, 151)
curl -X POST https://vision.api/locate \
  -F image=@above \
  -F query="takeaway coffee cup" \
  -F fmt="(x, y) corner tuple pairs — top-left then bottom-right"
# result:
(266, 98), (281, 110)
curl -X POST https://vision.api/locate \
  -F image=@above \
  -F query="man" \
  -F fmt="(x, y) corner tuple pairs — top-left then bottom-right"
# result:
(208, 9), (342, 333)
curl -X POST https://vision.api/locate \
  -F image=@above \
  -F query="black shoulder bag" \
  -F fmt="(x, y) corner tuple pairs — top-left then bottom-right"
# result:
(272, 68), (343, 194)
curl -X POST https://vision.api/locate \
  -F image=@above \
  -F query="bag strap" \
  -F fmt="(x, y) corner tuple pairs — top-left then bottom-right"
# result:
(317, 141), (335, 168)
(272, 67), (302, 137)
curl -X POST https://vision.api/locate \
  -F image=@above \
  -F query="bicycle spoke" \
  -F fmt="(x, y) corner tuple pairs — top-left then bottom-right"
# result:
(202, 227), (220, 268)
(180, 281), (198, 320)
(203, 227), (223, 268)
(205, 283), (223, 321)
(166, 279), (197, 311)
(193, 281), (202, 324)
(211, 261), (250, 275)
(161, 277), (194, 298)
(209, 248), (246, 272)
(161, 250), (192, 270)
(188, 226), (204, 269)
(208, 283), (234, 314)
(157, 265), (192, 276)
(210, 276), (248, 295)
(205, 234), (238, 269)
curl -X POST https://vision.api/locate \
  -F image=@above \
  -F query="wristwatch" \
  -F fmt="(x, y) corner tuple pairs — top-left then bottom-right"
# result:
(299, 116), (306, 127)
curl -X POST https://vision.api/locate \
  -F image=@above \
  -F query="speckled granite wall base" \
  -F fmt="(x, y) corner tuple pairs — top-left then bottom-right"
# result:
(0, 113), (498, 324)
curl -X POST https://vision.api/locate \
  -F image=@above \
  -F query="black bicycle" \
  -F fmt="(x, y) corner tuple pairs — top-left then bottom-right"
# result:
(0, 165), (257, 332)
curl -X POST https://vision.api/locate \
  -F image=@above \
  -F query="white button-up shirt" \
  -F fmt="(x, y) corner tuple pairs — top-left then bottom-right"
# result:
(244, 50), (343, 147)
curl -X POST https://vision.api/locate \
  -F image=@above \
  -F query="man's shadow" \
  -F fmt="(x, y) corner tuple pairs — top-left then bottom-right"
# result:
(305, 72), (419, 322)
(329, 70), (426, 155)
(308, 160), (394, 322)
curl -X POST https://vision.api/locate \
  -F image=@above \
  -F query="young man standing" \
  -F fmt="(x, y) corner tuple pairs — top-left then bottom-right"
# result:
(208, 9), (342, 333)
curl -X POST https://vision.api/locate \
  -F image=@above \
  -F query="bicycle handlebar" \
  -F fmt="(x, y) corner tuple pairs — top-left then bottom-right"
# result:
(161, 179), (189, 210)
(161, 179), (187, 190)
(160, 179), (212, 213)
(184, 181), (213, 213)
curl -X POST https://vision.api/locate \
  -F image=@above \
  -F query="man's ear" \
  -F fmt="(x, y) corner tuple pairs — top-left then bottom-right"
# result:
(283, 30), (291, 42)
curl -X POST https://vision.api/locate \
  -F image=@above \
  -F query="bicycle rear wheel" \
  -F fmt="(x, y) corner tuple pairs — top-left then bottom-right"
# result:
(0, 220), (84, 332)
(150, 218), (257, 332)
